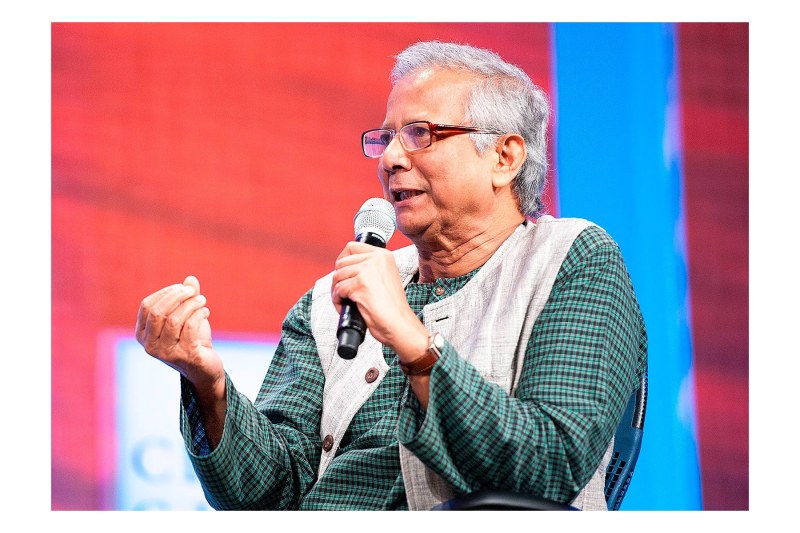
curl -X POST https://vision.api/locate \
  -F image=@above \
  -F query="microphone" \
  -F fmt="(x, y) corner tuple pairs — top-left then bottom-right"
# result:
(336, 198), (396, 359)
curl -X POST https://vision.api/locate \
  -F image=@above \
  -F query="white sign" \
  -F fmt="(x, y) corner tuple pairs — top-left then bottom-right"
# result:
(106, 335), (277, 510)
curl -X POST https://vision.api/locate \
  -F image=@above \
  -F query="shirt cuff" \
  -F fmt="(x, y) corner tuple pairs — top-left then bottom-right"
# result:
(180, 373), (231, 458)
(397, 339), (460, 452)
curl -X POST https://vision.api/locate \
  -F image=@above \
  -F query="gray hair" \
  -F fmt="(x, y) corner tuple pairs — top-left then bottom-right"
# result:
(391, 41), (550, 217)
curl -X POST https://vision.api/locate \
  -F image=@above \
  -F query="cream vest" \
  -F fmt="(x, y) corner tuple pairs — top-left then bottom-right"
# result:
(310, 216), (611, 510)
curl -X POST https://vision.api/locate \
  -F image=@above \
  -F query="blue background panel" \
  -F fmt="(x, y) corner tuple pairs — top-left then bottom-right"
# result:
(552, 22), (703, 510)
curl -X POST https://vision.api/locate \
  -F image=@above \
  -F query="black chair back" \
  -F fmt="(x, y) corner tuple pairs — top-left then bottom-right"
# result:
(604, 372), (648, 510)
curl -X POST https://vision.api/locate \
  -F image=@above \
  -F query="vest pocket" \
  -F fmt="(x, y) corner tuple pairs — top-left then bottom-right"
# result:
(463, 351), (515, 394)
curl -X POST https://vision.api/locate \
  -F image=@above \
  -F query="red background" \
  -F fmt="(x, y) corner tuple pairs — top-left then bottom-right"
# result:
(51, 23), (748, 510)
(678, 23), (748, 508)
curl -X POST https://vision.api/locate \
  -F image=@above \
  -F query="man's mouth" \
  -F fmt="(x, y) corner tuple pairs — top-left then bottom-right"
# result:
(392, 190), (423, 202)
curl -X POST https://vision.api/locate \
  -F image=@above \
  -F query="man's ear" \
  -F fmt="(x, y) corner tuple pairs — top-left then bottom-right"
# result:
(492, 134), (526, 188)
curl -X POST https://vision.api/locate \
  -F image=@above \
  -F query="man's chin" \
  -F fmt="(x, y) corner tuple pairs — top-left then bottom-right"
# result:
(395, 217), (435, 243)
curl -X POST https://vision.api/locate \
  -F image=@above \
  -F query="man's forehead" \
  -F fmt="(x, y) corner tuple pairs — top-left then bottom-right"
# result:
(402, 66), (439, 85)
(383, 67), (475, 125)
(396, 66), (477, 90)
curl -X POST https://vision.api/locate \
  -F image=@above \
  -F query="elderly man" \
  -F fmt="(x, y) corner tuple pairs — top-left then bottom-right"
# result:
(136, 40), (647, 510)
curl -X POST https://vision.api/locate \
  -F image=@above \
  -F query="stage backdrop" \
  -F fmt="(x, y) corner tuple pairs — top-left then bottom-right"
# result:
(51, 22), (748, 510)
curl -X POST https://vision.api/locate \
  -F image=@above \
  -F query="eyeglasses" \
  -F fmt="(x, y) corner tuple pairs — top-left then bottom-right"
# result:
(361, 120), (504, 158)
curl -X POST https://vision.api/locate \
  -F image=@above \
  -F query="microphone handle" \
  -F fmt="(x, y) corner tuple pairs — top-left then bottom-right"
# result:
(336, 232), (386, 359)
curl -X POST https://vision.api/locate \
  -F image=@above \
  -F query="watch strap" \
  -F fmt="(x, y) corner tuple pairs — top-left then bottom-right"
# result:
(399, 332), (443, 376)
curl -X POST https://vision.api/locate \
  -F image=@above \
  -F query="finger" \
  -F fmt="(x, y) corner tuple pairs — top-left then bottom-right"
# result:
(160, 294), (208, 347)
(331, 262), (364, 286)
(334, 252), (374, 271)
(335, 241), (377, 263)
(334, 243), (394, 272)
(141, 284), (197, 350)
(182, 305), (212, 349)
(331, 276), (361, 312)
(347, 241), (377, 252)
(334, 250), (397, 288)
(136, 283), (194, 343)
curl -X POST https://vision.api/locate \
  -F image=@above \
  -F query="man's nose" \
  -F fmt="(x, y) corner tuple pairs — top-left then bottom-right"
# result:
(381, 134), (410, 171)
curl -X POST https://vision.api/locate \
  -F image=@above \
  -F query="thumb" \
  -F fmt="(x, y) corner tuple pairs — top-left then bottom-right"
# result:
(183, 275), (201, 297)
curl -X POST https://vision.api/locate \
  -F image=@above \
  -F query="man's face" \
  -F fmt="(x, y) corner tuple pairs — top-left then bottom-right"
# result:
(378, 68), (499, 242)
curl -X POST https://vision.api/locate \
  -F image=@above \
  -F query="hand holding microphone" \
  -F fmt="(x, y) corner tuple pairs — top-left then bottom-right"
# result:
(335, 198), (396, 359)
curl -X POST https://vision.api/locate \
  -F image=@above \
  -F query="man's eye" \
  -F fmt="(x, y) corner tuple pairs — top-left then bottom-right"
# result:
(407, 126), (428, 138)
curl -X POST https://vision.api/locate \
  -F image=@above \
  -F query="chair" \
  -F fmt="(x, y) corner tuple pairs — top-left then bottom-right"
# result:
(433, 372), (648, 511)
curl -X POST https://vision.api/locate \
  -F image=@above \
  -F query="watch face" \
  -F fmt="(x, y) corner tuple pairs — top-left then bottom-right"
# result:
(433, 333), (444, 350)
(431, 332), (444, 352)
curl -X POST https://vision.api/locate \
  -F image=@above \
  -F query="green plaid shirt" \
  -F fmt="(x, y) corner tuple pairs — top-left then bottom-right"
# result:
(181, 225), (647, 510)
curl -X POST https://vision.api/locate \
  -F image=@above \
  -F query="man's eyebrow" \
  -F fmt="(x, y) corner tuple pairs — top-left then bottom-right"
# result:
(380, 119), (424, 130)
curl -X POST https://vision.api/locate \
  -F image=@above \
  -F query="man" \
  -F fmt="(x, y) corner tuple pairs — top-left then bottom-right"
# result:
(136, 41), (647, 510)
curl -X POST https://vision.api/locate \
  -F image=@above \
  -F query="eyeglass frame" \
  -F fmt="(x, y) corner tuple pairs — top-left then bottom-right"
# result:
(361, 120), (505, 158)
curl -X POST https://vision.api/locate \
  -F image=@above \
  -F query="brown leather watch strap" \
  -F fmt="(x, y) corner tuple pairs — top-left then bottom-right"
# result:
(399, 332), (443, 376)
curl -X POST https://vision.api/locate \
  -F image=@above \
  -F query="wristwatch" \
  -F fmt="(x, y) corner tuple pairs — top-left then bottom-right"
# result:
(399, 332), (444, 376)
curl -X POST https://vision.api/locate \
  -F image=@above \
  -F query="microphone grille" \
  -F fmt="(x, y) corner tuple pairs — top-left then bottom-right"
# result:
(353, 198), (396, 242)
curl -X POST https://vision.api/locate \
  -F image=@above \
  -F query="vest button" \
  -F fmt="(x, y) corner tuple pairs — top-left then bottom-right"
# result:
(434, 286), (445, 296)
(365, 367), (379, 383)
(322, 434), (334, 452)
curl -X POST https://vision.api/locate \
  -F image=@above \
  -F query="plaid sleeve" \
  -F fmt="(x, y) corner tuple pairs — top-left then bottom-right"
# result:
(398, 225), (647, 504)
(180, 290), (324, 510)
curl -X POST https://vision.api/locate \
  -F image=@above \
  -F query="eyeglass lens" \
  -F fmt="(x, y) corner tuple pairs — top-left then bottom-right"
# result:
(362, 122), (433, 157)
